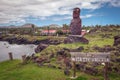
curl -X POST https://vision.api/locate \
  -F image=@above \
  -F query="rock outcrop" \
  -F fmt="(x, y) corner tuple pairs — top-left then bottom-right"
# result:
(93, 45), (115, 52)
(35, 43), (48, 53)
(113, 35), (120, 46)
(0, 35), (62, 45)
(64, 35), (89, 44)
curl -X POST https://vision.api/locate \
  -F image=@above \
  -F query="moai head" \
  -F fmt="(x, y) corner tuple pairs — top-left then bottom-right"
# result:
(73, 7), (80, 19)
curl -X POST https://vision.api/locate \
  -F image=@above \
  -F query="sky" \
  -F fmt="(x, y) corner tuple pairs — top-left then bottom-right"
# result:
(0, 0), (120, 27)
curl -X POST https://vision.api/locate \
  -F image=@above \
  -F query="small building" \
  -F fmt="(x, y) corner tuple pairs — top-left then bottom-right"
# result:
(81, 30), (90, 36)
(62, 30), (70, 34)
(41, 30), (57, 36)
(40, 29), (89, 36)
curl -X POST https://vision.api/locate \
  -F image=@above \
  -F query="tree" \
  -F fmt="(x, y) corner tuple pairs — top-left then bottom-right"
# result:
(31, 24), (35, 36)
(56, 30), (63, 35)
(63, 24), (69, 34)
(63, 24), (69, 30)
(47, 26), (50, 36)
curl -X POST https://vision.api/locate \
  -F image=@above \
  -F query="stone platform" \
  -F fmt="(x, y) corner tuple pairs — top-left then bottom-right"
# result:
(64, 35), (89, 44)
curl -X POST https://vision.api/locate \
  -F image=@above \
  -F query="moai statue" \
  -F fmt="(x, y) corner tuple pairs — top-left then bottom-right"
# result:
(70, 7), (82, 35)
(64, 7), (89, 44)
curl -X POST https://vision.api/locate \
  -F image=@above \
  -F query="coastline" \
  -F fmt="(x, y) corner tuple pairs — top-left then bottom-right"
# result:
(0, 35), (62, 45)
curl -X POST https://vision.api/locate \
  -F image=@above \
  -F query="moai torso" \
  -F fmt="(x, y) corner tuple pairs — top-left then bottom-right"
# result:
(70, 8), (81, 35)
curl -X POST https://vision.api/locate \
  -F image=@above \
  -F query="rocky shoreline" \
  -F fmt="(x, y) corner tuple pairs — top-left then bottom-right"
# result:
(0, 35), (62, 45)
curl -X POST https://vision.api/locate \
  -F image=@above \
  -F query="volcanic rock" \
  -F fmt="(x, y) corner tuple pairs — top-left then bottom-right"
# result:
(35, 43), (48, 53)
(64, 35), (89, 44)
(64, 68), (70, 76)
(114, 35), (120, 46)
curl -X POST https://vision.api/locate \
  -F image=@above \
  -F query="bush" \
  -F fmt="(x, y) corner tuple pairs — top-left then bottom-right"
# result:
(56, 30), (64, 35)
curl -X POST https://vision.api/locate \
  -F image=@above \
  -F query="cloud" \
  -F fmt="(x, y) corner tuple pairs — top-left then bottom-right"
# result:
(0, 0), (119, 25)
(110, 0), (120, 7)
(52, 14), (94, 21)
(81, 14), (94, 18)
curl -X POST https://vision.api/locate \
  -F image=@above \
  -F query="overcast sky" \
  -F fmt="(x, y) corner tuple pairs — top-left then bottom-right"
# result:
(0, 0), (120, 26)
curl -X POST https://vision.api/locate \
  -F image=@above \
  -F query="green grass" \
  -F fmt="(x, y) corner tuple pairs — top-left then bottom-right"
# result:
(17, 35), (65, 41)
(36, 34), (114, 56)
(58, 38), (113, 49)
(0, 60), (120, 80)
(0, 60), (67, 80)
(18, 35), (49, 41)
(36, 45), (63, 57)
(58, 43), (87, 49)
(88, 38), (114, 47)
(0, 60), (100, 80)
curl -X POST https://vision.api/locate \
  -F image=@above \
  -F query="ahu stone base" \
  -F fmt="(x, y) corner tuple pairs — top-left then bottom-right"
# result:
(64, 35), (89, 44)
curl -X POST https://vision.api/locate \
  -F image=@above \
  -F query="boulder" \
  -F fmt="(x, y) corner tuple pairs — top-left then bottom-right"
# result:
(57, 66), (62, 69)
(35, 43), (48, 53)
(33, 39), (49, 45)
(49, 40), (61, 45)
(64, 35), (89, 44)
(35, 57), (47, 66)
(64, 68), (70, 76)
(6, 37), (17, 44)
(33, 39), (61, 45)
(64, 58), (72, 69)
(76, 63), (85, 70)
(114, 35), (120, 46)
(77, 46), (84, 51)
(113, 67), (119, 72)
(85, 67), (98, 75)
(57, 50), (65, 56)
(63, 48), (70, 51)
(57, 49), (70, 58)
(47, 64), (56, 68)
(17, 37), (30, 44)
(70, 46), (84, 52)
(93, 45), (114, 52)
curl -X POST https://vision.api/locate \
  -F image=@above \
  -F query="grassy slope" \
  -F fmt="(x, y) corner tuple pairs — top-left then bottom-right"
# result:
(59, 34), (114, 49)
(37, 34), (114, 55)
(16, 35), (66, 42)
(0, 60), (120, 80)
(0, 36), (119, 80)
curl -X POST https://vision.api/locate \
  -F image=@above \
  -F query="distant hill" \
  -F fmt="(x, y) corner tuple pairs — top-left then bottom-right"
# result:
(49, 24), (61, 28)
(0, 23), (61, 28)
(21, 23), (34, 28)
(0, 23), (38, 28)
(0, 25), (20, 28)
(40, 24), (61, 29)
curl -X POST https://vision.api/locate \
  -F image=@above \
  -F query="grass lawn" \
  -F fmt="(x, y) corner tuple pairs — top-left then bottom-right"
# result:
(0, 60), (67, 80)
(59, 35), (114, 49)
(16, 35), (66, 42)
(0, 60), (120, 80)
(36, 34), (114, 56)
